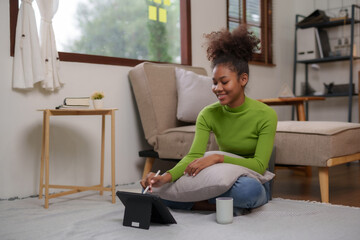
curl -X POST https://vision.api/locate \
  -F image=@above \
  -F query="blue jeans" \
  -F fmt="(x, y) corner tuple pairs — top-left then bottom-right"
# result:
(162, 177), (270, 211)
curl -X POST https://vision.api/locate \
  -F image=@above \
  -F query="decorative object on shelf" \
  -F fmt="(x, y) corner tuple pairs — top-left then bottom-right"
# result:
(301, 82), (316, 96)
(332, 3), (351, 57)
(324, 83), (355, 95)
(323, 82), (334, 94)
(311, 64), (320, 70)
(330, 9), (349, 21)
(91, 91), (105, 109)
(338, 8), (348, 19)
(278, 83), (295, 98)
(338, 38), (351, 57)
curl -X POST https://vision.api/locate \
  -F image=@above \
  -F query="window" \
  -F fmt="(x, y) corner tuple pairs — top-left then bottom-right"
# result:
(227, 0), (273, 65)
(9, 0), (191, 66)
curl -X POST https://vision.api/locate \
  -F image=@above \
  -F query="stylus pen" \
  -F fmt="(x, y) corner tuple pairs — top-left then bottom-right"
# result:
(143, 170), (160, 194)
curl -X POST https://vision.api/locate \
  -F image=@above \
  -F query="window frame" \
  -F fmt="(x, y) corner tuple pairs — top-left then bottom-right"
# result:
(9, 0), (192, 66)
(226, 0), (273, 66)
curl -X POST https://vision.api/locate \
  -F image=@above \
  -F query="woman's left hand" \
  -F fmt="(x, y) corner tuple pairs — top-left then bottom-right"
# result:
(184, 154), (224, 177)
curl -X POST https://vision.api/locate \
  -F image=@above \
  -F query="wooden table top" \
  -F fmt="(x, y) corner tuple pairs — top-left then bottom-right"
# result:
(38, 108), (118, 115)
(38, 108), (117, 111)
(258, 96), (325, 105)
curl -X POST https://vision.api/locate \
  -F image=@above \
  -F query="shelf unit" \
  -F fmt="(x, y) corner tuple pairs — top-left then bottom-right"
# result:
(293, 4), (360, 122)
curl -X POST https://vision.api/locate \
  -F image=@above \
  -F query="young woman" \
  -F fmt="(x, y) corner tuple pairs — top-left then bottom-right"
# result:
(141, 25), (277, 214)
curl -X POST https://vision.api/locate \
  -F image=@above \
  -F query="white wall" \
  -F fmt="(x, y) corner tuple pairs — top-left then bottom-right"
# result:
(0, 0), (301, 198)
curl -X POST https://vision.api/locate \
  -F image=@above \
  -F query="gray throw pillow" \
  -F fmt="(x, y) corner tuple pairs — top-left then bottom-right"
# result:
(151, 151), (275, 202)
(175, 67), (218, 123)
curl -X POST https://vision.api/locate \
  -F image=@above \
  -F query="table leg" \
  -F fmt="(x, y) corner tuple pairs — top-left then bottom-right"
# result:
(111, 110), (116, 203)
(296, 102), (306, 121)
(39, 112), (46, 199)
(44, 110), (50, 209)
(100, 115), (105, 195)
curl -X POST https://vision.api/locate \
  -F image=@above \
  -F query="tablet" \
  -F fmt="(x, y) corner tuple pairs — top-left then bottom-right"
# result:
(116, 191), (176, 229)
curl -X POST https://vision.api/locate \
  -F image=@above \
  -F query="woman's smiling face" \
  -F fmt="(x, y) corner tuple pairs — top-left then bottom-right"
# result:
(212, 64), (248, 108)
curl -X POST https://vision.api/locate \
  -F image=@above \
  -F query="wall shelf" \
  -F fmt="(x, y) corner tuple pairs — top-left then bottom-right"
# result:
(300, 93), (358, 98)
(297, 18), (360, 29)
(293, 4), (360, 122)
(297, 55), (360, 64)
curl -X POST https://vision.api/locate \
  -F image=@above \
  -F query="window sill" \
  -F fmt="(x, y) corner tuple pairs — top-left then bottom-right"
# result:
(58, 52), (190, 67)
(59, 52), (145, 67)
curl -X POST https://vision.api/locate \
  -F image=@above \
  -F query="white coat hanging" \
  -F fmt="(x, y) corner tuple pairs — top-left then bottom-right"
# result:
(12, 0), (45, 89)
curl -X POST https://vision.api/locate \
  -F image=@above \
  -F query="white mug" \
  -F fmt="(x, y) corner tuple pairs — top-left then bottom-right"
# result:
(216, 197), (233, 224)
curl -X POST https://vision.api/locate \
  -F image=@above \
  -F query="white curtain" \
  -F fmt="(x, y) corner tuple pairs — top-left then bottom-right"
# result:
(13, 0), (44, 89)
(36, 0), (63, 91)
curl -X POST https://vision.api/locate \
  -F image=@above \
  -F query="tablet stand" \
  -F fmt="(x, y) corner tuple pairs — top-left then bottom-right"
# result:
(123, 197), (153, 229)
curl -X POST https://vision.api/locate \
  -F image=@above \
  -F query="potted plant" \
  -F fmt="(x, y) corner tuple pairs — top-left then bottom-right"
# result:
(91, 91), (105, 109)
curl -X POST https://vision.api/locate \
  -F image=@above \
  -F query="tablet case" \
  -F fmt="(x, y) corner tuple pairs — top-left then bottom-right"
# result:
(116, 191), (177, 230)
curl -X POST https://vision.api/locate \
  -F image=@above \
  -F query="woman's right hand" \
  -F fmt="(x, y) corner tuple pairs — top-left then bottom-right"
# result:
(140, 172), (172, 193)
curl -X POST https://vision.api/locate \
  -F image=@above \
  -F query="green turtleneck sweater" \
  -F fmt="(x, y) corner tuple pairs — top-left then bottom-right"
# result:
(168, 96), (278, 182)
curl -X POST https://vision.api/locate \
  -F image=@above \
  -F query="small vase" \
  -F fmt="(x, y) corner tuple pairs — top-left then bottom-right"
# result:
(93, 99), (104, 109)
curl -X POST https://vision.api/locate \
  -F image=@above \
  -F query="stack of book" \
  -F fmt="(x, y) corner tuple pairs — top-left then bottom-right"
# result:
(315, 28), (331, 58)
(56, 97), (90, 109)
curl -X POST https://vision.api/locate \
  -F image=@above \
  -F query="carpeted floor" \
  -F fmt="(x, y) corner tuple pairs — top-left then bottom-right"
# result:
(1, 183), (359, 240)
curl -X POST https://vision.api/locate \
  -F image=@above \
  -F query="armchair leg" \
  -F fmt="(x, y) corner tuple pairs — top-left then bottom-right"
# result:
(142, 157), (155, 179)
(318, 167), (329, 203)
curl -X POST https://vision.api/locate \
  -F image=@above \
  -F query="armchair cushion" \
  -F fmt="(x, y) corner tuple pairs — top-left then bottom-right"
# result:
(275, 121), (360, 166)
(155, 125), (218, 159)
(175, 67), (218, 123)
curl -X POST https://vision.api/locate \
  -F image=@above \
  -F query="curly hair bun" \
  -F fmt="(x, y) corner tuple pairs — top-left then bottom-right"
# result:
(204, 25), (260, 64)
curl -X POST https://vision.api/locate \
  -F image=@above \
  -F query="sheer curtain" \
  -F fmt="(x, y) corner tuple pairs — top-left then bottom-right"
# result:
(12, 0), (44, 89)
(36, 0), (63, 91)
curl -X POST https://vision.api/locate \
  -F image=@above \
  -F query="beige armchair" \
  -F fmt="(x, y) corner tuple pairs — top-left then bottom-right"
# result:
(129, 62), (219, 179)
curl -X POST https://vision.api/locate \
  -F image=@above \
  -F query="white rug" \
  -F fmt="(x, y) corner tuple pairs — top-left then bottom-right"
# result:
(1, 183), (359, 240)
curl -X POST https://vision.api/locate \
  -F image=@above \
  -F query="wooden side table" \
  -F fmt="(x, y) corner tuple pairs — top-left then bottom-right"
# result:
(38, 109), (117, 208)
(257, 96), (325, 121)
